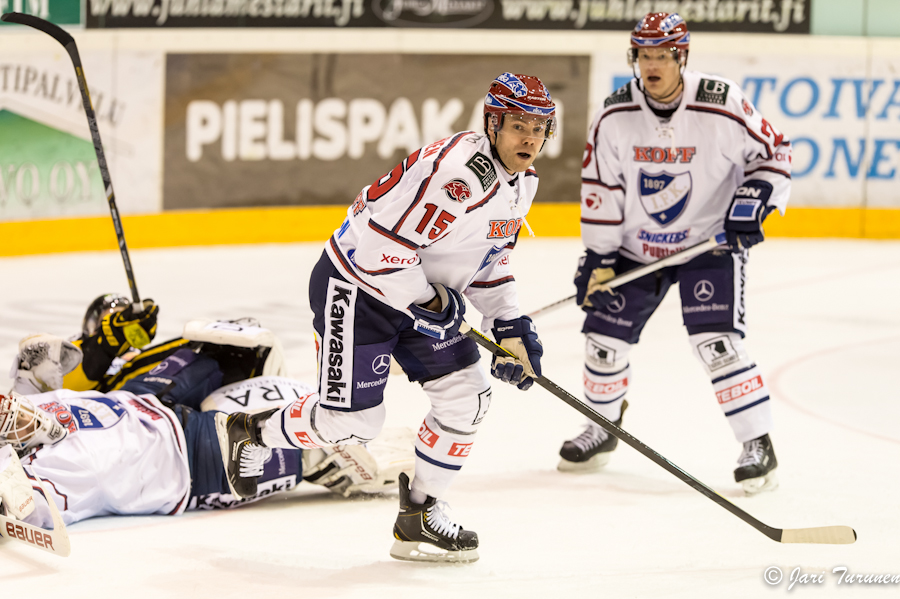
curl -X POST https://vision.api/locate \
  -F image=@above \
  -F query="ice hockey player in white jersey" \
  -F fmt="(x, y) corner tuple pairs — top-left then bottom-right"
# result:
(217, 73), (556, 563)
(561, 13), (790, 494)
(1, 322), (413, 554)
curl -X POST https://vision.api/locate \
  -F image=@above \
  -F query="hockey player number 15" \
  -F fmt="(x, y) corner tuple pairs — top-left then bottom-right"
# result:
(415, 203), (457, 240)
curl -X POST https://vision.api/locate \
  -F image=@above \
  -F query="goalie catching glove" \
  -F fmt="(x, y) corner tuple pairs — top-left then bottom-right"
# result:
(490, 316), (543, 390)
(574, 250), (620, 312)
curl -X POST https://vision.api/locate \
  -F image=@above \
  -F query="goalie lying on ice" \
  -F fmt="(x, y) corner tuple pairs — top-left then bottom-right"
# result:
(1, 317), (414, 539)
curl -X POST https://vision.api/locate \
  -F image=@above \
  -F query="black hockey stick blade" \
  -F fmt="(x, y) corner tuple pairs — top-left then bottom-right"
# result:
(0, 12), (74, 49)
(461, 322), (857, 545)
(1, 12), (142, 310)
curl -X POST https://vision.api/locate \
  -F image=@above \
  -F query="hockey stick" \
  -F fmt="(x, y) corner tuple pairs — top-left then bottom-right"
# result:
(461, 322), (857, 545)
(527, 232), (728, 319)
(0, 477), (72, 557)
(1, 12), (142, 312)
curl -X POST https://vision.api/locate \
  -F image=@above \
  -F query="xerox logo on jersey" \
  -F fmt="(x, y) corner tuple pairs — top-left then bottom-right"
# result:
(633, 146), (696, 163)
(638, 170), (692, 227)
(487, 218), (523, 239)
(442, 179), (472, 203)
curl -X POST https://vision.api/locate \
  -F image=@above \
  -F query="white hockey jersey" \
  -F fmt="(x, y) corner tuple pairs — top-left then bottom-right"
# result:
(17, 390), (190, 528)
(580, 70), (791, 264)
(326, 131), (538, 330)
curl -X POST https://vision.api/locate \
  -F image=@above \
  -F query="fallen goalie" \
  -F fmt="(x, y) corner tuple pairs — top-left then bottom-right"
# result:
(1, 316), (414, 557)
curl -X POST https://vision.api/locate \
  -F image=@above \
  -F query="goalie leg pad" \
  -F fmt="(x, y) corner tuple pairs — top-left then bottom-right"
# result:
(690, 331), (773, 443)
(0, 445), (35, 519)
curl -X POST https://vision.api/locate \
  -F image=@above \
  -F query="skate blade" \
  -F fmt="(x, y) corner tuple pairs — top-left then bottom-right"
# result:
(389, 540), (479, 564)
(557, 452), (611, 473)
(741, 469), (779, 495)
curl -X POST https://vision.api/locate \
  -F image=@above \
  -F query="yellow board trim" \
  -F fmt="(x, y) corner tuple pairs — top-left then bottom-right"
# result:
(3, 205), (899, 257)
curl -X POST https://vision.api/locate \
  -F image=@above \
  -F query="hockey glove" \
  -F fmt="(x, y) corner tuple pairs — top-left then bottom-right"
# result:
(574, 250), (620, 312)
(408, 284), (465, 341)
(100, 299), (158, 354)
(725, 180), (776, 253)
(491, 315), (543, 391)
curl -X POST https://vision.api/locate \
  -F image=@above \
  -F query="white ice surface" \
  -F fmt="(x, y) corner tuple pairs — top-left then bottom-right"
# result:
(1, 238), (899, 598)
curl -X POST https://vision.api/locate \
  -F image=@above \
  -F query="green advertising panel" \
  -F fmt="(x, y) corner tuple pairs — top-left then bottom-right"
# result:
(0, 110), (106, 220)
(0, 0), (82, 26)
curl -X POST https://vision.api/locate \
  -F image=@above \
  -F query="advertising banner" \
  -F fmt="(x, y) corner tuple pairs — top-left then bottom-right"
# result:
(592, 44), (900, 209)
(86, 0), (809, 33)
(163, 53), (589, 210)
(0, 51), (163, 221)
(0, 0), (81, 27)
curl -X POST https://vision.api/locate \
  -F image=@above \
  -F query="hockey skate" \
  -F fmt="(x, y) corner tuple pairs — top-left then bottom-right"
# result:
(390, 472), (479, 563)
(558, 401), (627, 472)
(215, 408), (277, 499)
(734, 433), (778, 495)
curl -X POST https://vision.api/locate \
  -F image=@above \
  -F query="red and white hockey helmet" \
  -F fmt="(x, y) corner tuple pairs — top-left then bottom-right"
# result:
(483, 72), (558, 140)
(628, 12), (690, 67)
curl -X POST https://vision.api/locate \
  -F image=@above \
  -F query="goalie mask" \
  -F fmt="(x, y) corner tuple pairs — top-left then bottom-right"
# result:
(0, 391), (70, 454)
(82, 293), (130, 337)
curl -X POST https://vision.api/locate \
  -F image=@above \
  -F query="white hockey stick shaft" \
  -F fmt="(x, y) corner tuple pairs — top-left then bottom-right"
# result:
(527, 232), (728, 319)
(0, 476), (71, 557)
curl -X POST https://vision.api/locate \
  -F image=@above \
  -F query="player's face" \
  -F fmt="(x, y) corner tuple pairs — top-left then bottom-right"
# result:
(637, 48), (682, 101)
(491, 114), (549, 173)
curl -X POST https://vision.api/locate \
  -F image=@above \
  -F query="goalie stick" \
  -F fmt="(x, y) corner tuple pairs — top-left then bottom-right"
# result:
(0, 476), (71, 557)
(527, 232), (728, 319)
(1, 12), (143, 313)
(461, 322), (857, 545)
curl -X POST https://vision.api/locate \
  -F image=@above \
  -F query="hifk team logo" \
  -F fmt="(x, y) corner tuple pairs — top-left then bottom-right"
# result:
(638, 169), (692, 227)
(442, 179), (472, 203)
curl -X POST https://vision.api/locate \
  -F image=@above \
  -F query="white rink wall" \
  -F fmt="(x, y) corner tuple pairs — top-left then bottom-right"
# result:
(1, 29), (899, 221)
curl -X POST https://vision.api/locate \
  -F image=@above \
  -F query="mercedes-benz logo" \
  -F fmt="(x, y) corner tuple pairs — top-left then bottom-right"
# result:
(607, 294), (626, 314)
(694, 280), (715, 302)
(372, 354), (391, 375)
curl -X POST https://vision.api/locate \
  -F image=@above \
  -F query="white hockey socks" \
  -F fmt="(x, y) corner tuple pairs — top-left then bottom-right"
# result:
(690, 331), (773, 443)
(583, 333), (631, 422)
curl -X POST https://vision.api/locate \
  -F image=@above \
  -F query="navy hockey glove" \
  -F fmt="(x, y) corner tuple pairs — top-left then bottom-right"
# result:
(491, 315), (543, 391)
(725, 180), (776, 253)
(409, 284), (466, 340)
(574, 250), (620, 312)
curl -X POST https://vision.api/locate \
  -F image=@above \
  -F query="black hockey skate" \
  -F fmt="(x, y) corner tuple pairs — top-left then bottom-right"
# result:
(215, 408), (277, 499)
(390, 472), (479, 563)
(558, 401), (627, 472)
(734, 433), (778, 495)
